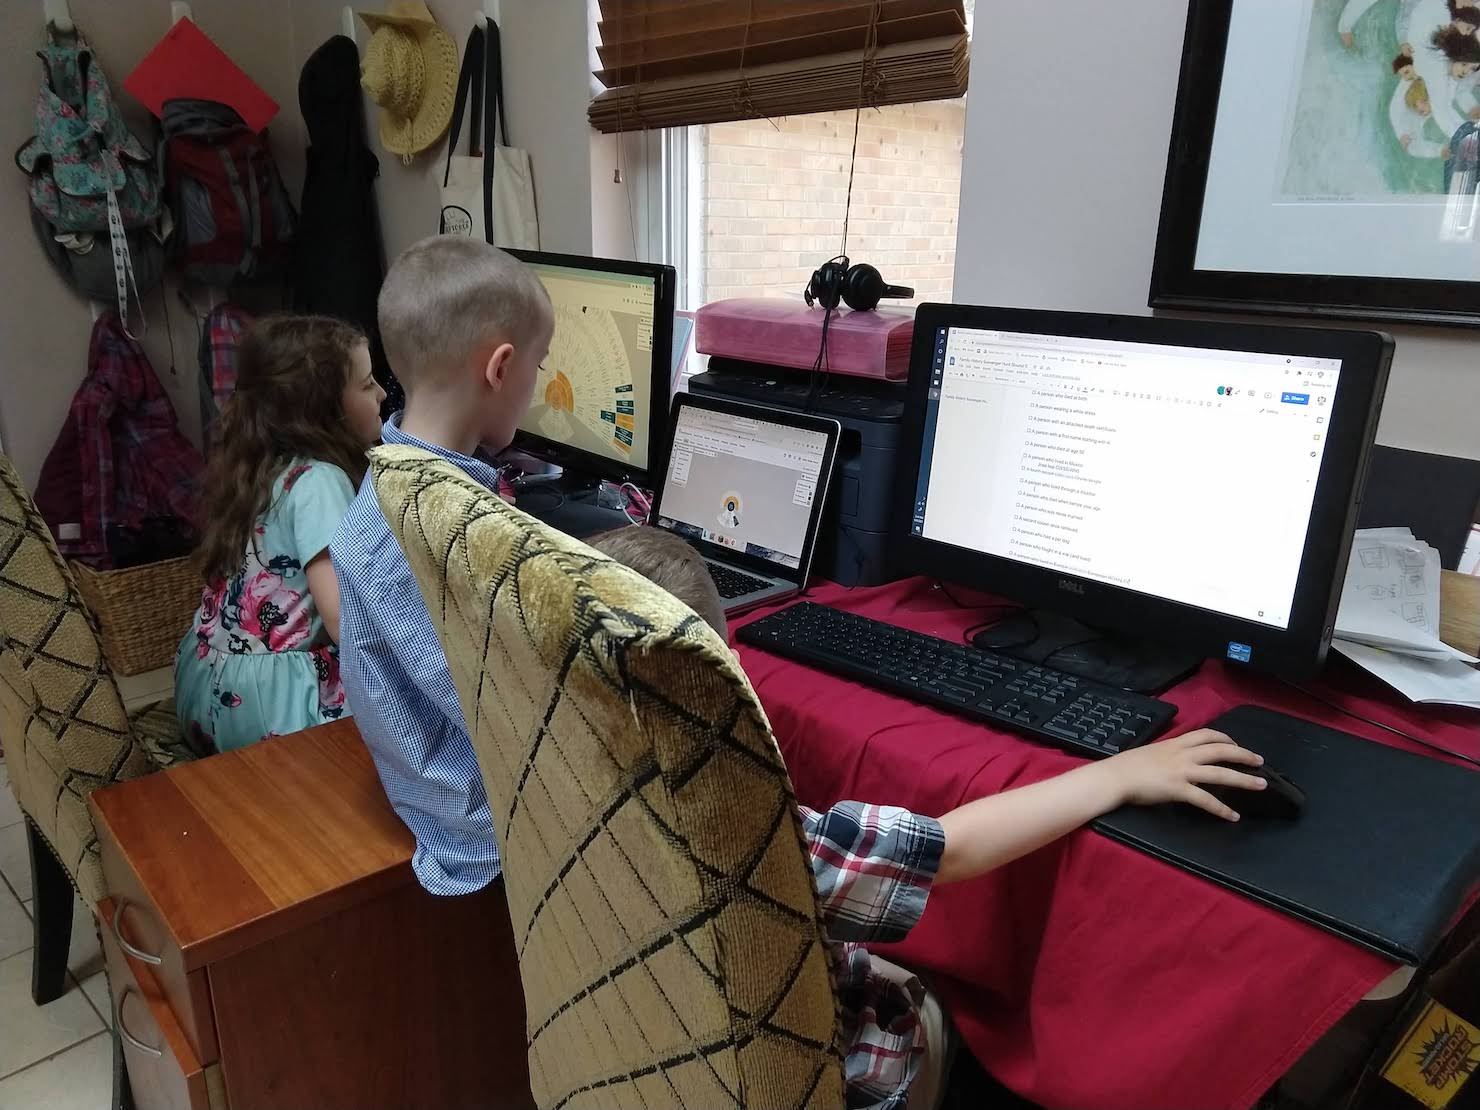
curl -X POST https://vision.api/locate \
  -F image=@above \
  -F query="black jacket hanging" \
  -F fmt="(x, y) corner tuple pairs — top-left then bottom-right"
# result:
(291, 34), (402, 416)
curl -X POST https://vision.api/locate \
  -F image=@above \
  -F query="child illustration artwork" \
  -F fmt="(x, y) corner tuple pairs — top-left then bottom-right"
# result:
(1337, 0), (1423, 49)
(1390, 59), (1454, 157)
(1287, 0), (1480, 197)
(718, 493), (742, 530)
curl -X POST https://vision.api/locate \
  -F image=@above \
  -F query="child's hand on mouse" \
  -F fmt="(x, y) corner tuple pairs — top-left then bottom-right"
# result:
(1096, 729), (1266, 821)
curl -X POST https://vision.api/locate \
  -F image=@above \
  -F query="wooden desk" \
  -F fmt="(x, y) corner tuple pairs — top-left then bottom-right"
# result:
(89, 720), (534, 1110)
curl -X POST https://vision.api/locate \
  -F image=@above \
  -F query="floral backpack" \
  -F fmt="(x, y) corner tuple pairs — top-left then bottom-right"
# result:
(15, 32), (162, 329)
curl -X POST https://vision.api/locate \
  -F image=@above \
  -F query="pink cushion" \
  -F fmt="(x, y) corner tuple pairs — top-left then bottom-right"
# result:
(695, 298), (915, 380)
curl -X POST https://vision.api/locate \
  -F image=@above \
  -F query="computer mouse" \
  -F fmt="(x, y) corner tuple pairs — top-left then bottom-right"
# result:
(1210, 763), (1305, 820)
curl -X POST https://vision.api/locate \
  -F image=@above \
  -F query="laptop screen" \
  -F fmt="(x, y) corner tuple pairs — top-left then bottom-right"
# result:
(656, 403), (831, 572)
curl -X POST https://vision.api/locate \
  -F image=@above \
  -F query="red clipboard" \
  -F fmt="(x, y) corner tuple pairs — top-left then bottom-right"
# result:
(124, 18), (278, 133)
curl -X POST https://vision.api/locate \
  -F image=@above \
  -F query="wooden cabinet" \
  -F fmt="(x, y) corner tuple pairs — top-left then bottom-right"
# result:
(98, 861), (217, 1065)
(91, 721), (535, 1110)
(99, 897), (216, 1110)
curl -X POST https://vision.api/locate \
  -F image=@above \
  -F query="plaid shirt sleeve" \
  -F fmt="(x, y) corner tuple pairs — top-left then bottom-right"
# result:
(800, 802), (945, 945)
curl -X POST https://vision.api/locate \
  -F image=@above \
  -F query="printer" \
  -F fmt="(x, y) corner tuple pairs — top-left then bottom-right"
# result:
(690, 299), (915, 586)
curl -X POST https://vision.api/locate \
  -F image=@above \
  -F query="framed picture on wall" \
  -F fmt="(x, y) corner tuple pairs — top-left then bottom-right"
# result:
(1151, 0), (1480, 328)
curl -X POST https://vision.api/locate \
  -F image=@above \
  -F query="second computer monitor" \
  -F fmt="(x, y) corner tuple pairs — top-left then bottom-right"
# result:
(895, 306), (1392, 679)
(508, 250), (676, 486)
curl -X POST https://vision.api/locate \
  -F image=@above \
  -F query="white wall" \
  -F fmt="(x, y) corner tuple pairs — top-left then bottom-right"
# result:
(499, 0), (596, 256)
(955, 0), (1480, 461)
(319, 0), (598, 262)
(294, 0), (597, 262)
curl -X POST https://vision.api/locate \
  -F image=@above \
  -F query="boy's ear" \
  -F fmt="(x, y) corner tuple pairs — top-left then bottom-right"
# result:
(482, 342), (516, 391)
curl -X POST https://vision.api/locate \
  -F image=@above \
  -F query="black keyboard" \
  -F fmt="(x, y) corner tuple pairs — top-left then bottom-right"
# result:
(738, 602), (1178, 758)
(707, 561), (772, 599)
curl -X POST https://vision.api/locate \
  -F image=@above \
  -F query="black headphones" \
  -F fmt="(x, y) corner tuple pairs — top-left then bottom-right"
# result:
(803, 255), (915, 312)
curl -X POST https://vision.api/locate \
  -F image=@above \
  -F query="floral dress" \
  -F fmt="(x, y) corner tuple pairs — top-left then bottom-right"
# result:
(175, 461), (355, 752)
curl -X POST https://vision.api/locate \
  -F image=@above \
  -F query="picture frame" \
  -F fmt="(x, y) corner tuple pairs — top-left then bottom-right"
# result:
(1151, 0), (1480, 329)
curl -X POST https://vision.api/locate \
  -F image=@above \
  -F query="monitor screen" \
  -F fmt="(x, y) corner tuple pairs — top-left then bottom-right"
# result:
(656, 402), (831, 572)
(910, 325), (1343, 630)
(518, 259), (662, 472)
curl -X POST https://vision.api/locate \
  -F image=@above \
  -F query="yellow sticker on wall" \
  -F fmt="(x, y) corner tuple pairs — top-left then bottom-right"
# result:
(1382, 999), (1480, 1109)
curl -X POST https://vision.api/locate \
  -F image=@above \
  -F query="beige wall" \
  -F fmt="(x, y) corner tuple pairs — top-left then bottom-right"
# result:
(499, 0), (596, 256)
(956, 0), (1480, 461)
(702, 102), (965, 305)
(0, 0), (597, 490)
(297, 0), (598, 263)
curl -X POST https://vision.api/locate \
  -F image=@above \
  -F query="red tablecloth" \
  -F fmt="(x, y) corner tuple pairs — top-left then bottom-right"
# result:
(734, 578), (1480, 1110)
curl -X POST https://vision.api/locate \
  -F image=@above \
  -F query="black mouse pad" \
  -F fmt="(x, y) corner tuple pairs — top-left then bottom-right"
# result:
(1093, 705), (1480, 964)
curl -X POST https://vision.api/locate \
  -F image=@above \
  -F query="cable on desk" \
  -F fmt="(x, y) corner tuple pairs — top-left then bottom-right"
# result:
(960, 612), (1028, 646)
(963, 607), (1099, 665)
(934, 579), (972, 610)
(933, 579), (1023, 644)
(803, 303), (837, 414)
(1038, 634), (1110, 670)
(1277, 676), (1480, 769)
(834, 523), (869, 590)
(511, 483), (566, 510)
(615, 482), (651, 525)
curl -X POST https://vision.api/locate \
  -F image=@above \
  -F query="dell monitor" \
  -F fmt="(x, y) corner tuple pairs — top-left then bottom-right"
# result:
(507, 249), (676, 489)
(895, 306), (1391, 685)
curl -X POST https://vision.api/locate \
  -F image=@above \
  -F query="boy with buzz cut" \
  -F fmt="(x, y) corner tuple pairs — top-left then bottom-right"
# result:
(331, 235), (553, 897)
(584, 525), (1269, 1110)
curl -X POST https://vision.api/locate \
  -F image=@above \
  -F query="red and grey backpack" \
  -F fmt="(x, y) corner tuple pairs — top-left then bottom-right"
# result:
(161, 98), (296, 287)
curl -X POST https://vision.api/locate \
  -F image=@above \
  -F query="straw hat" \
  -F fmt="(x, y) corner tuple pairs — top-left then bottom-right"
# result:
(358, 1), (457, 160)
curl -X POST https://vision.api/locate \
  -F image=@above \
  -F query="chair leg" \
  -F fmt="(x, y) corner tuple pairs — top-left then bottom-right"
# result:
(27, 819), (74, 1005)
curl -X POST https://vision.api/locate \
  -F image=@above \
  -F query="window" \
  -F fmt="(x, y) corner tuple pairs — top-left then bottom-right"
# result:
(614, 3), (975, 315)
(699, 100), (966, 307)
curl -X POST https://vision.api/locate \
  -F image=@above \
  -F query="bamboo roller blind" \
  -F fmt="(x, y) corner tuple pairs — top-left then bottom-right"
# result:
(589, 0), (969, 133)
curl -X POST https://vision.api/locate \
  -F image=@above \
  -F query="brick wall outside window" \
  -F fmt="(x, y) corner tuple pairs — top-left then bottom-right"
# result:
(699, 99), (966, 307)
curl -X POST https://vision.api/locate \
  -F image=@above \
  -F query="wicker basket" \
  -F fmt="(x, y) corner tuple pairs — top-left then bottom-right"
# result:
(71, 556), (202, 676)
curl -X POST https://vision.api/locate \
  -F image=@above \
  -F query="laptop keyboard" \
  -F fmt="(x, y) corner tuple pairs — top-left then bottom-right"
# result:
(706, 561), (772, 599)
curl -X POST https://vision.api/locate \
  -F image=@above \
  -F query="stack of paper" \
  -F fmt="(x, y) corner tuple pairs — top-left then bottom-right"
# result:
(1333, 529), (1480, 709)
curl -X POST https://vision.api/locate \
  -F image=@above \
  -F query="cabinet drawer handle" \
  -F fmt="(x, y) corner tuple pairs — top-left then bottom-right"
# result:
(116, 986), (164, 1058)
(111, 898), (163, 966)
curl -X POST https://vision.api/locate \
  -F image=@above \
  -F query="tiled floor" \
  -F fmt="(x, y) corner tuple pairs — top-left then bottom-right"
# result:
(0, 756), (114, 1109)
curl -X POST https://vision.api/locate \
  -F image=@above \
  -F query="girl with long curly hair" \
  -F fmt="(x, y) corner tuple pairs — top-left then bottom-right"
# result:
(175, 315), (385, 752)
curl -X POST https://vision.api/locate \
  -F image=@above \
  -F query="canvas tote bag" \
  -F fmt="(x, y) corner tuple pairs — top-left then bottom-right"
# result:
(439, 19), (538, 249)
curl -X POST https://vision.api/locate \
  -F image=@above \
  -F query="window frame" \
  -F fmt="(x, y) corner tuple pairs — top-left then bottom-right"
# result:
(623, 127), (704, 312)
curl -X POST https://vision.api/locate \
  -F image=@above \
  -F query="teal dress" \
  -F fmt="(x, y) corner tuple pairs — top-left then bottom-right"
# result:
(175, 461), (356, 753)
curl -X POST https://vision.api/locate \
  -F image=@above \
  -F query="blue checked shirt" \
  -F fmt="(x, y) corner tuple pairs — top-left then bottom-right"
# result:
(330, 416), (502, 895)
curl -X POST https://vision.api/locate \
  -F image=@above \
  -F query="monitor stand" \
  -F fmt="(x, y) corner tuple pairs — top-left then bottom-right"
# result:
(512, 472), (633, 540)
(970, 610), (1202, 694)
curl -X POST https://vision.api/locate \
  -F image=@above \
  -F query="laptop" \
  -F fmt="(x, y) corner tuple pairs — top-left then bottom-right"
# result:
(650, 394), (842, 615)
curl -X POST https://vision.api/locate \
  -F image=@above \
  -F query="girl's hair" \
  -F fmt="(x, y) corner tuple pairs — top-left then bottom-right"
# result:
(1393, 51), (1415, 73)
(1434, 24), (1480, 61)
(195, 314), (369, 583)
(1407, 77), (1432, 110)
